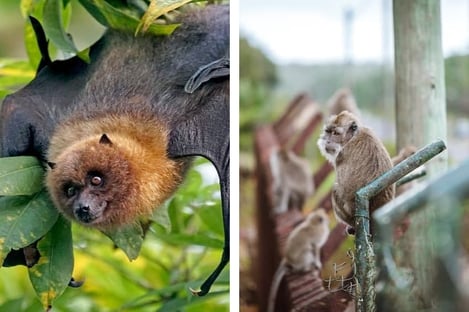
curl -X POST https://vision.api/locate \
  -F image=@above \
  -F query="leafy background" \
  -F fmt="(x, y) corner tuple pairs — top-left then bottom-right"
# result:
(0, 0), (228, 311)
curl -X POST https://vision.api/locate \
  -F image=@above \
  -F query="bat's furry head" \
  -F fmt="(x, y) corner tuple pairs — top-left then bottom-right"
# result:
(46, 116), (184, 229)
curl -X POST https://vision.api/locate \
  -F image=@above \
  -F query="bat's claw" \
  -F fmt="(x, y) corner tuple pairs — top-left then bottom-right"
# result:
(189, 287), (210, 297)
(68, 277), (84, 288)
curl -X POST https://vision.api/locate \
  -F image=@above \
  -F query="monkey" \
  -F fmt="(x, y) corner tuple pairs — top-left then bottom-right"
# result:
(0, 5), (229, 296)
(269, 148), (314, 214)
(267, 209), (330, 312)
(392, 145), (419, 196)
(391, 145), (419, 239)
(317, 111), (395, 234)
(326, 88), (360, 117)
(392, 145), (417, 166)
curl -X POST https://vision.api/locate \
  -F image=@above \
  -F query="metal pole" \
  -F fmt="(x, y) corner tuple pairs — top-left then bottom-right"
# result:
(354, 140), (446, 312)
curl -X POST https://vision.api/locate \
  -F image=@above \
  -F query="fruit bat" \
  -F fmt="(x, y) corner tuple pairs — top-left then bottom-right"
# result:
(0, 4), (229, 297)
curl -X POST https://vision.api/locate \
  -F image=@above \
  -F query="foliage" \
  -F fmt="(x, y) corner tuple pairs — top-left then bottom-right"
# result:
(239, 37), (277, 87)
(445, 54), (469, 114)
(0, 157), (227, 311)
(239, 36), (278, 152)
(0, 1), (228, 310)
(276, 63), (395, 116)
(0, 0), (208, 100)
(277, 54), (469, 117)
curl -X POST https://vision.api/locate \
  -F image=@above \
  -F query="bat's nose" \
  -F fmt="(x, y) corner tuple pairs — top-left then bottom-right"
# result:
(75, 204), (92, 223)
(79, 205), (89, 213)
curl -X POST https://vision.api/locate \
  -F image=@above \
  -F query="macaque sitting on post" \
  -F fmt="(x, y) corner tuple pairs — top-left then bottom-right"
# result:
(317, 111), (395, 234)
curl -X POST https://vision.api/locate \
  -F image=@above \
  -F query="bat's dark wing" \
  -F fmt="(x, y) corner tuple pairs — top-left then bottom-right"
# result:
(1, 14), (92, 161)
(168, 58), (230, 296)
(1, 16), (98, 271)
(0, 45), (92, 269)
(0, 57), (89, 161)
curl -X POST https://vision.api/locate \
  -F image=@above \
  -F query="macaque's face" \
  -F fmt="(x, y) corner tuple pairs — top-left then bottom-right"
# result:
(307, 209), (329, 227)
(317, 111), (359, 164)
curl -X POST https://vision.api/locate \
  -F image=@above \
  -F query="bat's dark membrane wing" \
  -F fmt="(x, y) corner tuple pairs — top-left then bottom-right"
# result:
(169, 59), (229, 295)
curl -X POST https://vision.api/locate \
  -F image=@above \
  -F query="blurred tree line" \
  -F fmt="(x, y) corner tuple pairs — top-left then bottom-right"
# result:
(240, 35), (469, 155)
(445, 54), (469, 114)
(239, 37), (278, 153)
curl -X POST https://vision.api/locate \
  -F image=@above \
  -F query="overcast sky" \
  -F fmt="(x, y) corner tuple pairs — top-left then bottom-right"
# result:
(240, 0), (469, 64)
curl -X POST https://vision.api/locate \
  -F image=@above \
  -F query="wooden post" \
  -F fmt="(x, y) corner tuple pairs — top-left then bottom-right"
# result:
(391, 0), (447, 309)
(394, 0), (447, 173)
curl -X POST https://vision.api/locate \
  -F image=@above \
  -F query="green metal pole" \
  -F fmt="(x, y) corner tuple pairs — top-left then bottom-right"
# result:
(354, 140), (446, 311)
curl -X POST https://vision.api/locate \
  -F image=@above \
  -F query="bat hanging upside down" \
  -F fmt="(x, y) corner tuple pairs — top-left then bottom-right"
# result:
(0, 4), (229, 296)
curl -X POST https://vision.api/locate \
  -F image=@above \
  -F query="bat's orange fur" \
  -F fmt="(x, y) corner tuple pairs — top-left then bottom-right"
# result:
(46, 112), (185, 229)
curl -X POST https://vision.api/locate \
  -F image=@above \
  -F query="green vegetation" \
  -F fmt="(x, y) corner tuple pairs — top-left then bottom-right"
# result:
(0, 1), (228, 310)
(0, 156), (228, 311)
(239, 37), (278, 152)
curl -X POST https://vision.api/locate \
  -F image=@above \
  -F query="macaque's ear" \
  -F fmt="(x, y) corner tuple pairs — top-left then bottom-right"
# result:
(99, 134), (113, 145)
(47, 162), (56, 169)
(184, 57), (229, 93)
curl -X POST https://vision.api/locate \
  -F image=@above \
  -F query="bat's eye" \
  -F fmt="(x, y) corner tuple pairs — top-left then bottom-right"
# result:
(66, 186), (77, 198)
(90, 176), (103, 187)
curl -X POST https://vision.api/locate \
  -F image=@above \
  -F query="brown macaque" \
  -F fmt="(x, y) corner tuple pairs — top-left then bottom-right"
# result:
(392, 145), (419, 239)
(269, 148), (314, 214)
(267, 209), (330, 312)
(317, 111), (395, 234)
(327, 88), (360, 117)
(392, 146), (417, 166)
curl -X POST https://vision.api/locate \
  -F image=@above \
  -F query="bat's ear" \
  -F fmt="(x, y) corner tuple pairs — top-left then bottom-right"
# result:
(47, 162), (56, 169)
(184, 57), (229, 93)
(99, 134), (113, 146)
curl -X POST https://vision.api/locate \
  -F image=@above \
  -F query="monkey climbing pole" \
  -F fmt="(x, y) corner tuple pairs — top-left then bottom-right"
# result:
(354, 140), (446, 312)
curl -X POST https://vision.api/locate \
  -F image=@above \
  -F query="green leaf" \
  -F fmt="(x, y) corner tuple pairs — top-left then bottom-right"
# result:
(102, 222), (144, 260)
(79, 0), (179, 35)
(196, 202), (223, 237)
(0, 156), (44, 196)
(136, 0), (192, 34)
(168, 197), (183, 233)
(160, 290), (229, 312)
(0, 298), (23, 312)
(0, 59), (35, 89)
(0, 90), (11, 101)
(29, 216), (73, 310)
(20, 0), (38, 18)
(151, 201), (171, 232)
(24, 21), (42, 70)
(42, 0), (78, 56)
(0, 191), (59, 263)
(22, 0), (47, 67)
(121, 278), (228, 310)
(152, 232), (223, 248)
